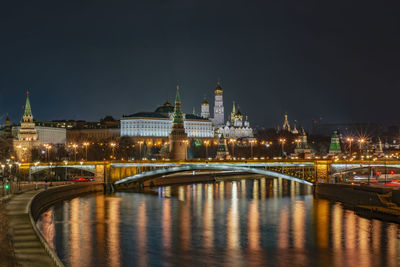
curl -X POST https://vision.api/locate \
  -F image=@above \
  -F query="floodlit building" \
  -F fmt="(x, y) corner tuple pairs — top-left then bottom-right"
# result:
(121, 97), (213, 139)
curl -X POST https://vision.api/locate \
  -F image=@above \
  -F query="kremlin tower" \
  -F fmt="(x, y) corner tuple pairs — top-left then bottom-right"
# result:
(328, 131), (342, 155)
(13, 92), (40, 162)
(169, 85), (188, 160)
(201, 96), (210, 119)
(213, 80), (224, 127)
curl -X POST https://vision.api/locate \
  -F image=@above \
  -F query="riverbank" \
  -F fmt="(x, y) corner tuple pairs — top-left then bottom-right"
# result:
(5, 183), (104, 267)
(315, 183), (400, 223)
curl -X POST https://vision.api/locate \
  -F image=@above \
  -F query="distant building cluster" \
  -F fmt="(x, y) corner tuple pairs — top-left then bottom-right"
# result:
(2, 82), (400, 162)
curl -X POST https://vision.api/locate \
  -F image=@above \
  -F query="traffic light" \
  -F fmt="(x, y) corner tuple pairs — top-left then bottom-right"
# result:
(389, 170), (395, 175)
(4, 183), (9, 190)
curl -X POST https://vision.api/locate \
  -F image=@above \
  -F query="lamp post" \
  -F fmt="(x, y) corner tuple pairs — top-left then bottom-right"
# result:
(138, 141), (144, 160)
(64, 160), (68, 180)
(279, 138), (286, 158)
(110, 142), (116, 160)
(72, 144), (78, 162)
(346, 138), (354, 156)
(385, 155), (388, 184)
(229, 138), (236, 159)
(83, 142), (89, 161)
(249, 139), (256, 158)
(358, 138), (365, 158)
(203, 140), (210, 159)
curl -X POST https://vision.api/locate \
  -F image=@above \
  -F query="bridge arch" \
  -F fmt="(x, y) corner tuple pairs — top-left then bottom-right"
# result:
(29, 164), (96, 175)
(114, 164), (313, 186)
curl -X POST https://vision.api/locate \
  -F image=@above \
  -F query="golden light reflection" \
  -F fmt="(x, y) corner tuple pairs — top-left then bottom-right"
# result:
(372, 220), (381, 258)
(386, 224), (397, 267)
(38, 208), (55, 250)
(248, 180), (260, 250)
(358, 218), (371, 267)
(162, 198), (172, 251)
(227, 182), (239, 249)
(332, 204), (343, 267)
(316, 200), (329, 249)
(260, 178), (266, 200)
(96, 195), (106, 257)
(241, 179), (246, 198)
(203, 184), (214, 249)
(178, 186), (185, 201)
(70, 198), (81, 267)
(345, 210), (356, 250)
(108, 198), (121, 267)
(137, 202), (148, 266)
(278, 207), (289, 248)
(293, 201), (305, 250)
(180, 192), (191, 250)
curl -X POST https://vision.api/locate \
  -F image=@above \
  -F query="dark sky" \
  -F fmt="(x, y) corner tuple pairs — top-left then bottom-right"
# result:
(1, 0), (400, 128)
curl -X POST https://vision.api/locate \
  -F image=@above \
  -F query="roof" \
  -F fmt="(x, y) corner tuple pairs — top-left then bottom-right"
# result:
(154, 105), (174, 114)
(123, 112), (169, 119)
(185, 114), (209, 121)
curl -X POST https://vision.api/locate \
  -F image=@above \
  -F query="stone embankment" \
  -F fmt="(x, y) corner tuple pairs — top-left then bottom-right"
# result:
(6, 183), (104, 267)
(316, 183), (400, 223)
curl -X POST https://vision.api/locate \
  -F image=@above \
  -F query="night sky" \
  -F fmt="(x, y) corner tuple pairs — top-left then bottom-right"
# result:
(1, 0), (400, 128)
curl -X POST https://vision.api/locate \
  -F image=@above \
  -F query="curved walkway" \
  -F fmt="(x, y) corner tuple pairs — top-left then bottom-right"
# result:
(6, 189), (55, 267)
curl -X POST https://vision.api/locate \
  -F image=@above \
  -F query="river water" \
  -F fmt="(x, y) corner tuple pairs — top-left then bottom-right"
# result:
(37, 178), (400, 267)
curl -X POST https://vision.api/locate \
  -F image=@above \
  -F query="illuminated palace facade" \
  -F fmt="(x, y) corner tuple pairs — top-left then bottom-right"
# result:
(121, 101), (213, 138)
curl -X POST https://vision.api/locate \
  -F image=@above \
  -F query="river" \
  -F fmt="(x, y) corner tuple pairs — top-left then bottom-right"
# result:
(37, 177), (400, 267)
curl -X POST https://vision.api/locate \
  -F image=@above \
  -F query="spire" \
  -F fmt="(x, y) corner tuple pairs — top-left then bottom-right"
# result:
(24, 91), (32, 117)
(175, 85), (181, 103)
(172, 85), (184, 124)
(232, 101), (236, 114)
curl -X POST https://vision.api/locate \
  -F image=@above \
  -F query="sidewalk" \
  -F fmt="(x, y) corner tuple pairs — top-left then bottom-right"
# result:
(6, 189), (55, 267)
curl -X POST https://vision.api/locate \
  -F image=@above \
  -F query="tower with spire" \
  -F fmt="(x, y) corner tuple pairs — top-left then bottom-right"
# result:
(13, 91), (40, 162)
(169, 85), (188, 160)
(282, 113), (291, 132)
(230, 101), (236, 125)
(328, 131), (342, 155)
(294, 127), (313, 158)
(213, 79), (224, 127)
(215, 133), (231, 160)
(201, 96), (210, 119)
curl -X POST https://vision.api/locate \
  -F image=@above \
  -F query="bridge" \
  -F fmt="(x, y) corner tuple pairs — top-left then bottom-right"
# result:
(17, 159), (400, 187)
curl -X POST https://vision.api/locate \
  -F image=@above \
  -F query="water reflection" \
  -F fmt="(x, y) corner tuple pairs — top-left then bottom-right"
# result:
(38, 177), (400, 267)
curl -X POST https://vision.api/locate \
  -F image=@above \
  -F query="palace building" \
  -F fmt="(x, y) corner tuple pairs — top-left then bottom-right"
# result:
(121, 94), (213, 139)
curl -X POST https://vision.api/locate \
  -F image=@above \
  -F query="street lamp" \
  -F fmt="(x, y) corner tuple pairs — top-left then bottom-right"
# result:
(228, 138), (236, 159)
(203, 140), (210, 159)
(138, 140), (144, 160)
(83, 142), (89, 161)
(346, 138), (354, 155)
(358, 138), (365, 158)
(279, 138), (286, 158)
(249, 139), (256, 158)
(110, 142), (116, 160)
(71, 144), (78, 162)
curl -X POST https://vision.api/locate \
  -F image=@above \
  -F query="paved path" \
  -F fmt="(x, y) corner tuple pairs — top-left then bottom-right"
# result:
(6, 189), (55, 267)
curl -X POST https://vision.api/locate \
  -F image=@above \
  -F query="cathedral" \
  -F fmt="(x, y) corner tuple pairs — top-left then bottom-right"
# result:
(201, 80), (254, 139)
(281, 113), (298, 134)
